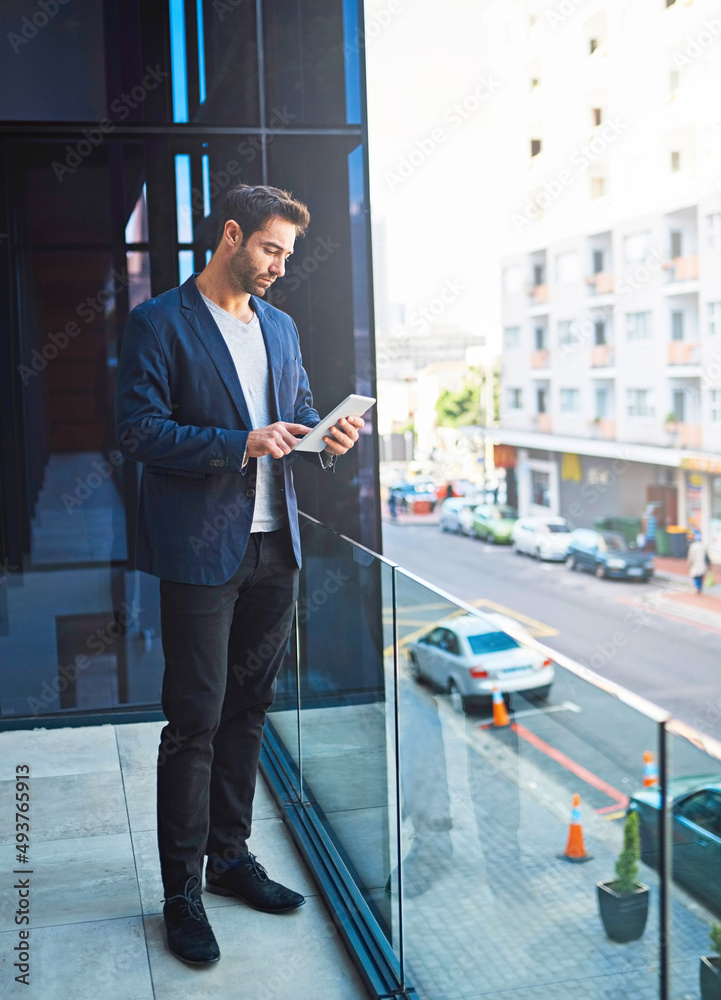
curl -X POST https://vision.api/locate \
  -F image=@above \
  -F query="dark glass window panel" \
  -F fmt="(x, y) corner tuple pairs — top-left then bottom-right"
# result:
(264, 0), (348, 126)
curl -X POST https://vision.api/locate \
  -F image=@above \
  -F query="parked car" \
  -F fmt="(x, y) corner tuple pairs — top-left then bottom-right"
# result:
(472, 504), (518, 544)
(566, 528), (654, 581)
(511, 515), (571, 560)
(439, 497), (480, 535)
(406, 612), (554, 712)
(629, 775), (721, 914)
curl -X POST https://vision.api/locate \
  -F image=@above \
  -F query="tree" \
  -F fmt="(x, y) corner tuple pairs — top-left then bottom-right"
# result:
(436, 374), (481, 428)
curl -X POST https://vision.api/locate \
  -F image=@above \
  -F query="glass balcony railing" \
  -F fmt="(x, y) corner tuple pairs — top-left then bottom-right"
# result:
(262, 513), (721, 1000)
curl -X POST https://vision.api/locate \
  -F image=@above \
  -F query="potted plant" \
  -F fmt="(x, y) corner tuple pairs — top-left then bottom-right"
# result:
(597, 810), (650, 943)
(700, 922), (721, 1000)
(664, 411), (679, 433)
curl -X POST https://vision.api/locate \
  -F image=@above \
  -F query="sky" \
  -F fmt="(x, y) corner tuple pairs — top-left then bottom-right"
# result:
(364, 0), (501, 340)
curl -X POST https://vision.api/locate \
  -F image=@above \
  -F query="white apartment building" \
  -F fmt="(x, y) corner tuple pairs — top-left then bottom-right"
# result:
(486, 0), (721, 557)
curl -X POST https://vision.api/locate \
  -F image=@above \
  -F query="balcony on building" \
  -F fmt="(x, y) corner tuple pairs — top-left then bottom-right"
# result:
(526, 250), (548, 306)
(590, 343), (615, 367)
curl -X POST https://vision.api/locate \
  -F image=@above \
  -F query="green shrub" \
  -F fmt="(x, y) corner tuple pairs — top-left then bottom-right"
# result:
(709, 922), (721, 956)
(614, 810), (640, 894)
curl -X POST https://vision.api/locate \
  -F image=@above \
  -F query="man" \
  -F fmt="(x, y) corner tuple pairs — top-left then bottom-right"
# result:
(115, 184), (363, 965)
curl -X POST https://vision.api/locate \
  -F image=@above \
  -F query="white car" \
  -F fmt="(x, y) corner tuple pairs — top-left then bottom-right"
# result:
(511, 515), (571, 560)
(439, 498), (480, 535)
(407, 613), (554, 712)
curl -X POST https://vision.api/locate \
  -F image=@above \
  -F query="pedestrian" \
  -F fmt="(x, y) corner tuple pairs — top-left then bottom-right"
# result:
(687, 531), (709, 595)
(388, 489), (397, 519)
(116, 184), (363, 966)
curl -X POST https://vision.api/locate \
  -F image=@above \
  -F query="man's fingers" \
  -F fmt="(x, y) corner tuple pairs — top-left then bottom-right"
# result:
(283, 423), (311, 435)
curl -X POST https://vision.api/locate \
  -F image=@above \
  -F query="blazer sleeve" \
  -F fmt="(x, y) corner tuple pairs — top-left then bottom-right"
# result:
(115, 307), (249, 474)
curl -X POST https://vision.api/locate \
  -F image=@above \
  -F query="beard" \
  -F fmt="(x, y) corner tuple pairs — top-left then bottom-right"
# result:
(228, 242), (275, 296)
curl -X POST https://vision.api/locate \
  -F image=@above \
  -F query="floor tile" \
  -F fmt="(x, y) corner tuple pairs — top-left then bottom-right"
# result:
(0, 832), (140, 931)
(131, 816), (318, 916)
(0, 725), (119, 780)
(0, 771), (128, 845)
(0, 916), (152, 1000)
(144, 896), (368, 1000)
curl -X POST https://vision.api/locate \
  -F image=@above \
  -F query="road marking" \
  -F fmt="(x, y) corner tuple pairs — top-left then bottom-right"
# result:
(478, 700), (580, 727)
(509, 721), (630, 814)
(470, 598), (559, 637)
(614, 596), (721, 636)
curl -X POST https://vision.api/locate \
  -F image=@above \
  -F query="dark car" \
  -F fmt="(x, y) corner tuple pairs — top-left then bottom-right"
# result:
(629, 775), (721, 914)
(566, 529), (654, 581)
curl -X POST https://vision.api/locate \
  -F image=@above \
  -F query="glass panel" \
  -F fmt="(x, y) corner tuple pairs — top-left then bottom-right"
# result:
(668, 723), (721, 999)
(394, 567), (662, 998)
(169, 0), (189, 123)
(293, 515), (401, 953)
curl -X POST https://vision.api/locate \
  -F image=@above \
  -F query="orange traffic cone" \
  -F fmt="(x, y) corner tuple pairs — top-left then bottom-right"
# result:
(642, 751), (657, 788)
(492, 686), (510, 728)
(557, 793), (593, 863)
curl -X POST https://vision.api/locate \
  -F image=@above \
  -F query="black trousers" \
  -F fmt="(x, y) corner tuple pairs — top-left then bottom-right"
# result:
(157, 525), (298, 895)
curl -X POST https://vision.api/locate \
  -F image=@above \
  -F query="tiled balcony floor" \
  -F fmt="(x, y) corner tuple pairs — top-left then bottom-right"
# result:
(0, 722), (369, 1000)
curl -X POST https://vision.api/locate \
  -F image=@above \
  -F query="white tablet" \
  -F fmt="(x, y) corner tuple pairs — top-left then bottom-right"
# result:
(293, 394), (376, 452)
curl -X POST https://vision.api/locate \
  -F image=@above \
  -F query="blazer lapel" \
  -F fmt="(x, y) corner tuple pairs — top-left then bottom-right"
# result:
(179, 274), (253, 431)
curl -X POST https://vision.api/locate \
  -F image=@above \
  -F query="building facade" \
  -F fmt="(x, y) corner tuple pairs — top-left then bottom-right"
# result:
(487, 0), (721, 556)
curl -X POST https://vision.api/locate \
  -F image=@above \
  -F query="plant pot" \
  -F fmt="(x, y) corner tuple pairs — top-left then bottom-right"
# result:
(701, 956), (721, 1000)
(596, 880), (649, 943)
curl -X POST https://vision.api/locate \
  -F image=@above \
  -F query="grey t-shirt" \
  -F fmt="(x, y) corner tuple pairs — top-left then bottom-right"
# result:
(200, 294), (287, 533)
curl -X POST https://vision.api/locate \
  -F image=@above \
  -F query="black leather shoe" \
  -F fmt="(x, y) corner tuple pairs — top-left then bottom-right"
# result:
(206, 853), (305, 913)
(163, 875), (220, 965)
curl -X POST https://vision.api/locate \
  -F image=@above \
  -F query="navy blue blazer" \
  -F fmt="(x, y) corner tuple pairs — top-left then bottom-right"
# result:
(115, 273), (331, 585)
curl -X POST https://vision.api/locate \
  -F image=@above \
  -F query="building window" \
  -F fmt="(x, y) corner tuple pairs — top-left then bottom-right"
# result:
(534, 325), (547, 350)
(532, 262), (545, 285)
(671, 310), (685, 341)
(594, 320), (607, 345)
(558, 320), (577, 346)
(626, 311), (652, 340)
(503, 265), (522, 293)
(672, 388), (686, 422)
(591, 107), (602, 127)
(589, 38), (599, 54)
(536, 387), (548, 413)
(592, 249), (604, 274)
(711, 390), (721, 422)
(531, 469), (551, 507)
(709, 301), (721, 336)
(560, 388), (580, 413)
(671, 150), (681, 172)
(508, 388), (523, 410)
(504, 325), (521, 348)
(531, 138), (542, 157)
(670, 230), (683, 257)
(595, 387), (609, 418)
(708, 213), (721, 250)
(627, 389), (655, 418)
(669, 69), (679, 95)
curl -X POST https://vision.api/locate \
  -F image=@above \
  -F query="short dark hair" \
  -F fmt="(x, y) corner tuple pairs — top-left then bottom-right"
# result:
(214, 184), (310, 248)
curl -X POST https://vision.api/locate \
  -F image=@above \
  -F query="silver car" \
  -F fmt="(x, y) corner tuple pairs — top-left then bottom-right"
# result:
(439, 497), (480, 535)
(511, 515), (571, 560)
(407, 613), (554, 712)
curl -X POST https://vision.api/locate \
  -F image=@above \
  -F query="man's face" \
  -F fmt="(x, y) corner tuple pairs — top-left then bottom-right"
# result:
(227, 215), (296, 296)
